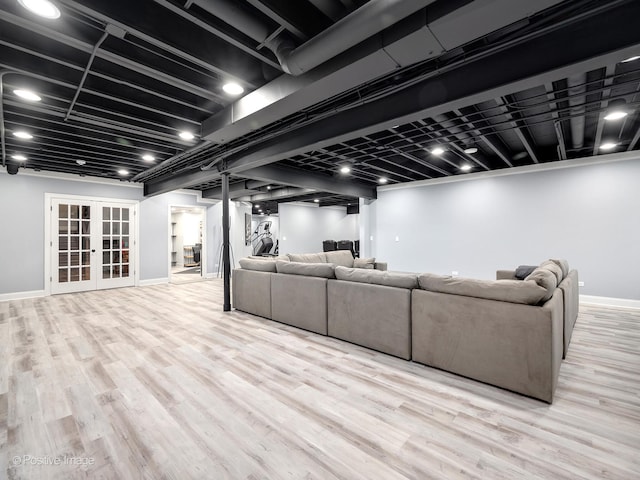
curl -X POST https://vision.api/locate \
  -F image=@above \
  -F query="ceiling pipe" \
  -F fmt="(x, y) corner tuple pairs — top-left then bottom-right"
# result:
(567, 74), (586, 149)
(193, 0), (438, 76)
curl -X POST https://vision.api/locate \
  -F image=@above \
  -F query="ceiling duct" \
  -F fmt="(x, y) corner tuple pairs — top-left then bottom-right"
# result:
(192, 0), (439, 76)
(567, 74), (586, 149)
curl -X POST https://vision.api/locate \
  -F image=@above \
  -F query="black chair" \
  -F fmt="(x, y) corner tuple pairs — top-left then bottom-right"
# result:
(354, 239), (360, 258)
(323, 240), (337, 252)
(337, 240), (354, 256)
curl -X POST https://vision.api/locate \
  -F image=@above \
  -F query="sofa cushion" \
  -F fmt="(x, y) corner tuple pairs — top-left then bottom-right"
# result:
(249, 255), (289, 262)
(550, 258), (570, 278)
(353, 257), (375, 269)
(525, 267), (557, 301)
(238, 258), (277, 272)
(287, 253), (327, 263)
(540, 260), (563, 284)
(335, 266), (417, 289)
(418, 273), (548, 305)
(324, 250), (354, 268)
(276, 260), (335, 278)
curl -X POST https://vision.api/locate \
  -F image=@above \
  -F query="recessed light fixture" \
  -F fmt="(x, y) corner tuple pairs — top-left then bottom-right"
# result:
(266, 186), (271, 190)
(464, 147), (478, 154)
(621, 55), (640, 63)
(599, 142), (617, 151)
(11, 154), (27, 161)
(142, 154), (155, 162)
(378, 177), (388, 184)
(460, 164), (472, 172)
(340, 166), (351, 174)
(222, 82), (244, 95)
(604, 99), (628, 121)
(118, 169), (129, 175)
(76, 159), (86, 165)
(18, 0), (61, 19)
(13, 89), (41, 102)
(431, 147), (445, 156)
(13, 131), (33, 139)
(254, 204), (260, 208)
(178, 131), (195, 140)
(313, 198), (319, 203)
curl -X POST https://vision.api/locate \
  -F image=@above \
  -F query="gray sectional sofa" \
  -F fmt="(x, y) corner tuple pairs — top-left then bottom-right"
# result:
(232, 253), (578, 403)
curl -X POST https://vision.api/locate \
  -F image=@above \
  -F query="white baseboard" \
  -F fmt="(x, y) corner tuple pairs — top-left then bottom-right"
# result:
(0, 290), (47, 302)
(204, 272), (219, 279)
(139, 278), (169, 286)
(580, 295), (640, 310)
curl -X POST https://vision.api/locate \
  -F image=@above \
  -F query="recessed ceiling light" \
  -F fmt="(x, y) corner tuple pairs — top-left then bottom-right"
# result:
(464, 147), (478, 154)
(313, 198), (319, 203)
(222, 82), (244, 95)
(254, 204), (260, 208)
(13, 89), (41, 101)
(266, 186), (271, 190)
(378, 177), (388, 184)
(599, 142), (617, 151)
(18, 0), (61, 19)
(76, 159), (86, 165)
(118, 169), (129, 175)
(431, 147), (445, 156)
(621, 55), (640, 63)
(340, 166), (351, 174)
(142, 154), (155, 162)
(11, 154), (27, 161)
(460, 164), (472, 172)
(13, 131), (33, 139)
(178, 131), (195, 140)
(604, 111), (628, 121)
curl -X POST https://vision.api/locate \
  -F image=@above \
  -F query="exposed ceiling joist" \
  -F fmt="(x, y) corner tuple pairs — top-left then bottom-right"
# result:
(237, 164), (376, 199)
(203, 179), (269, 199)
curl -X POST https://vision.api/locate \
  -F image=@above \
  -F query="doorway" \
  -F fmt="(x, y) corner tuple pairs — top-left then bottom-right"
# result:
(47, 195), (138, 295)
(170, 206), (206, 284)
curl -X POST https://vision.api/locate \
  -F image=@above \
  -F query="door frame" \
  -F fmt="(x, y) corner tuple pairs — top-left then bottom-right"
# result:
(44, 193), (140, 296)
(168, 204), (206, 280)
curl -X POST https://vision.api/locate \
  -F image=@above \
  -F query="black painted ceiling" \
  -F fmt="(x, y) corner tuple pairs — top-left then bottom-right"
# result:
(2, 0), (639, 213)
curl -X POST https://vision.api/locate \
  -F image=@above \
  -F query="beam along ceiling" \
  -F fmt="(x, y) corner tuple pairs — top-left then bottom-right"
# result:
(2, 0), (640, 212)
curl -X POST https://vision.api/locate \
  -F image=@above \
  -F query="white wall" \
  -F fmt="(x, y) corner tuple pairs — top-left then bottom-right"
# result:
(372, 158), (640, 300)
(279, 203), (359, 254)
(0, 171), (218, 294)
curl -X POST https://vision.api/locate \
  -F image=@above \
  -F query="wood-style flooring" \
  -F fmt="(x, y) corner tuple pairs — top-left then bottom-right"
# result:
(1, 280), (639, 479)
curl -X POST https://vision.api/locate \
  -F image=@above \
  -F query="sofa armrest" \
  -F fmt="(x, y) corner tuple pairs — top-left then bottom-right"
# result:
(496, 269), (517, 280)
(374, 262), (388, 271)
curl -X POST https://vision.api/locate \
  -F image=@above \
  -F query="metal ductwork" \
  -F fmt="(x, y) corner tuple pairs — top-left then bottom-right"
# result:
(567, 74), (586, 149)
(192, 0), (439, 76)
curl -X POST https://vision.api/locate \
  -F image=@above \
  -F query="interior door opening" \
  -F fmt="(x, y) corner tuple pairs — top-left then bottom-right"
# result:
(170, 206), (205, 284)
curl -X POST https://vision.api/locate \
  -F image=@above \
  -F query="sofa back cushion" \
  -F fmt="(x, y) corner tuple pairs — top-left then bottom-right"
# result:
(249, 255), (289, 262)
(238, 258), (277, 272)
(524, 267), (557, 301)
(324, 250), (354, 268)
(418, 273), (549, 305)
(550, 258), (570, 278)
(540, 260), (563, 283)
(287, 253), (327, 263)
(335, 266), (417, 289)
(276, 260), (335, 278)
(353, 257), (375, 269)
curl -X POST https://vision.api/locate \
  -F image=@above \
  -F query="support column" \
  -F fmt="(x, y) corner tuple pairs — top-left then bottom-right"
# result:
(222, 173), (231, 311)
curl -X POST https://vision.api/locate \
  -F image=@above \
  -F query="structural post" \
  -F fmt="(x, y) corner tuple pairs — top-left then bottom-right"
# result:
(222, 172), (231, 311)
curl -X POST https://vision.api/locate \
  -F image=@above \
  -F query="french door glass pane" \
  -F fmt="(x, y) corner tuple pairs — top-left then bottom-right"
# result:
(122, 222), (129, 235)
(59, 236), (68, 250)
(122, 209), (129, 221)
(113, 208), (120, 221)
(82, 237), (90, 249)
(103, 266), (110, 279)
(103, 222), (109, 234)
(70, 236), (79, 250)
(70, 268), (80, 281)
(103, 238), (109, 249)
(82, 252), (90, 265)
(59, 252), (68, 266)
(59, 204), (68, 218)
(103, 252), (110, 264)
(59, 220), (68, 234)
(70, 252), (79, 266)
(82, 267), (90, 280)
(112, 222), (120, 235)
(59, 269), (68, 282)
(82, 221), (90, 234)
(103, 207), (110, 220)
(82, 205), (90, 219)
(70, 205), (79, 219)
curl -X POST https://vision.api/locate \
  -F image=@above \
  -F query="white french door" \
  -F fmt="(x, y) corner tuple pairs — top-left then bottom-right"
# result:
(50, 197), (136, 294)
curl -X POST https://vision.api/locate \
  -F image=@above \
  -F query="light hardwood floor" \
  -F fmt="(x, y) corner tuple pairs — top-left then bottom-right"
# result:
(1, 280), (639, 479)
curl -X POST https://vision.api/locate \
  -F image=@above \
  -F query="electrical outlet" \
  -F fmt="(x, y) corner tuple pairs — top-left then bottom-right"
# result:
(451, 271), (459, 277)
(578, 281), (584, 287)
